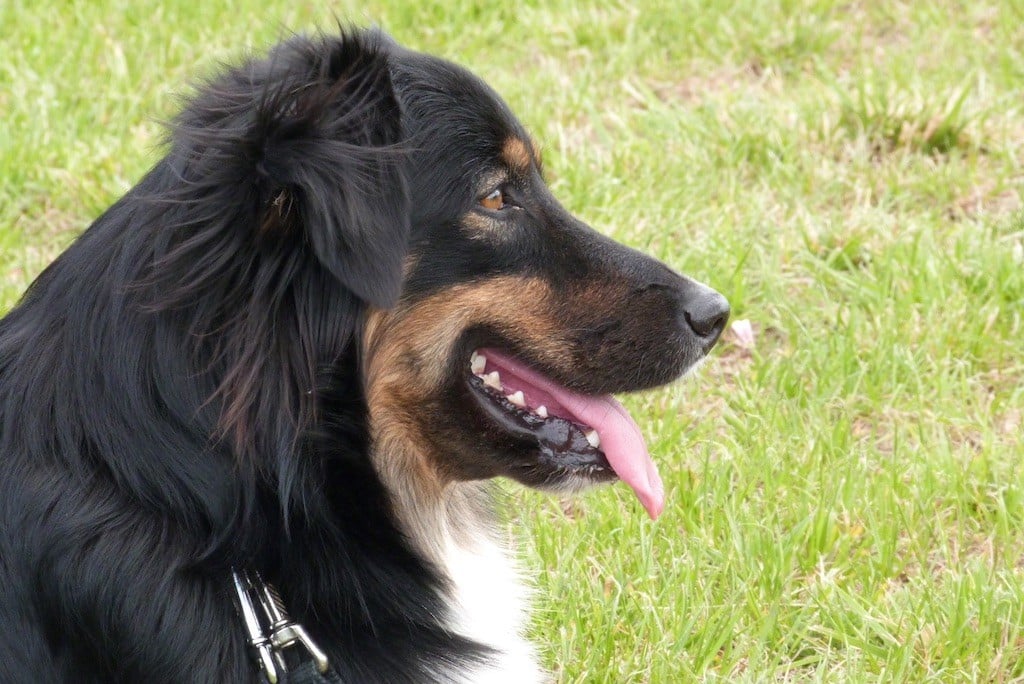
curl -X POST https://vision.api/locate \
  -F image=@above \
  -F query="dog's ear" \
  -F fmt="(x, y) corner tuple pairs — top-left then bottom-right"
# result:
(252, 34), (409, 308)
(145, 32), (410, 470)
(172, 31), (409, 308)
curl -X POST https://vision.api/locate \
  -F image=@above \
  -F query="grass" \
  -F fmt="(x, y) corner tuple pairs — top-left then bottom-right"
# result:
(2, 0), (1023, 680)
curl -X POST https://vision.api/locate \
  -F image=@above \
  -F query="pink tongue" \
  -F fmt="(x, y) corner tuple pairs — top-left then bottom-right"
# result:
(481, 350), (665, 519)
(557, 392), (665, 520)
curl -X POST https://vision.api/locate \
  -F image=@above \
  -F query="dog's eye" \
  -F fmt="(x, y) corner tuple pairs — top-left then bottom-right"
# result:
(479, 189), (505, 211)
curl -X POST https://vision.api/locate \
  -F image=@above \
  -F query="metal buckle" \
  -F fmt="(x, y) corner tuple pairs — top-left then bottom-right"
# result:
(231, 569), (330, 683)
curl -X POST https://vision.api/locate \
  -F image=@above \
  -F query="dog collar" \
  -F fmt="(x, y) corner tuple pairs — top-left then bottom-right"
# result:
(231, 569), (330, 683)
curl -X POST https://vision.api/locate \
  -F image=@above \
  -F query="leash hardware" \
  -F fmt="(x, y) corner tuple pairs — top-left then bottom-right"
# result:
(256, 577), (331, 675)
(232, 570), (281, 683)
(231, 569), (330, 683)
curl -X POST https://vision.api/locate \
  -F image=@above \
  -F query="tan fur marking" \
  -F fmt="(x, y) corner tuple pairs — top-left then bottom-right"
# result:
(365, 276), (560, 393)
(501, 137), (533, 173)
(362, 276), (563, 557)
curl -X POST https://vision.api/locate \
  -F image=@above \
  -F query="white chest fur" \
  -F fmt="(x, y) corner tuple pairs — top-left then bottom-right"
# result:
(372, 460), (548, 682)
(440, 534), (545, 683)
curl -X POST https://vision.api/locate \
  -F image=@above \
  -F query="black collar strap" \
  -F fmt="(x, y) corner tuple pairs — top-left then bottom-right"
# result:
(231, 569), (330, 684)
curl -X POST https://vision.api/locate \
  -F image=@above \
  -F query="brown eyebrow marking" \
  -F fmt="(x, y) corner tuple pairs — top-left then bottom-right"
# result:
(502, 136), (538, 174)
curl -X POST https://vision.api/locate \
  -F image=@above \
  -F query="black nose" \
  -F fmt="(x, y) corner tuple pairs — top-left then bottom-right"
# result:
(683, 289), (730, 351)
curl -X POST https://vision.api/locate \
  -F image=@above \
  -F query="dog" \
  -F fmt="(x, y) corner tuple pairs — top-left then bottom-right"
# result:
(0, 28), (729, 683)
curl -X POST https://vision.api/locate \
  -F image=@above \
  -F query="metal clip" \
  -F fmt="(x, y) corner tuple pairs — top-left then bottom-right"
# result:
(231, 569), (330, 683)
(232, 570), (280, 682)
(254, 573), (331, 675)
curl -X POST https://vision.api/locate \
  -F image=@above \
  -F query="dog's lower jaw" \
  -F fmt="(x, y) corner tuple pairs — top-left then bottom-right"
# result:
(370, 440), (545, 683)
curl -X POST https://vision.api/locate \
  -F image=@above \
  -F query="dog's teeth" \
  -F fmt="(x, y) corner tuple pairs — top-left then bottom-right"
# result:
(470, 351), (487, 375)
(507, 390), (525, 407)
(483, 371), (502, 390)
(585, 430), (601, 448)
(536, 405), (548, 418)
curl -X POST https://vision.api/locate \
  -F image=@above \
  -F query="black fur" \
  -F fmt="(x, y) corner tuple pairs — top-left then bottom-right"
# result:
(0, 26), (730, 684)
(0, 30), (484, 683)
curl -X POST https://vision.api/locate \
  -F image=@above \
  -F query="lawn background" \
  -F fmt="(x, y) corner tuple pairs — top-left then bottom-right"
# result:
(2, 1), (1022, 681)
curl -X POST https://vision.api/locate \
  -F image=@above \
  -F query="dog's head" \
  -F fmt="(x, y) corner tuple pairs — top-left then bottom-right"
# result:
(162, 30), (727, 520)
(360, 43), (729, 519)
